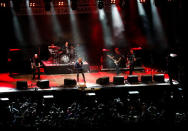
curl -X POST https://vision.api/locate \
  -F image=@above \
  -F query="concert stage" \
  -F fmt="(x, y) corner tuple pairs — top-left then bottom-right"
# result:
(0, 67), (178, 95)
(42, 60), (90, 74)
(0, 75), (179, 95)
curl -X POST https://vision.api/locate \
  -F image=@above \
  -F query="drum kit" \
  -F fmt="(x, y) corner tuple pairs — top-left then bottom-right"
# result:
(48, 45), (75, 64)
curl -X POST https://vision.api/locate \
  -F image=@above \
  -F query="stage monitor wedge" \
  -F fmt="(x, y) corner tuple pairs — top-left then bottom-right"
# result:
(96, 77), (109, 85)
(127, 75), (138, 84)
(16, 81), (28, 90)
(37, 80), (50, 89)
(141, 75), (152, 83)
(154, 74), (165, 83)
(113, 76), (125, 85)
(64, 78), (77, 87)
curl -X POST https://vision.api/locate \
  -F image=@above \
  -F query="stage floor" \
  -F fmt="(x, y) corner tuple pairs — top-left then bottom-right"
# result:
(0, 67), (175, 94)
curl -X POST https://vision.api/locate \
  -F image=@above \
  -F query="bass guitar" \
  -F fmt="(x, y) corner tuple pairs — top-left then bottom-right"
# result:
(107, 55), (122, 66)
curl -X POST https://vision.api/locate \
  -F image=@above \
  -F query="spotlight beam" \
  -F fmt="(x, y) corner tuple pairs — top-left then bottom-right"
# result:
(68, 0), (86, 60)
(10, 0), (24, 46)
(26, 0), (41, 46)
(98, 9), (113, 47)
(137, 0), (153, 46)
(111, 5), (125, 37)
(111, 5), (127, 47)
(50, 2), (63, 39)
(150, 0), (167, 48)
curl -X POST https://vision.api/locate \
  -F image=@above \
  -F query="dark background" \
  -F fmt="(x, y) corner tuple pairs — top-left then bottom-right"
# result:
(0, 0), (186, 78)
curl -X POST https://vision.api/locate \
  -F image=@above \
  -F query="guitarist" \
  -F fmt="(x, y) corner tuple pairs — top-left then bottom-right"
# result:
(31, 53), (41, 80)
(107, 48), (122, 75)
(127, 49), (136, 75)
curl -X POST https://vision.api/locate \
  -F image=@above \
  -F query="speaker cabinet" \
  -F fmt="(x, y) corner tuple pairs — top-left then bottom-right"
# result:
(64, 79), (77, 87)
(113, 76), (124, 85)
(16, 81), (28, 90)
(96, 77), (109, 85)
(127, 75), (138, 84)
(141, 75), (152, 83)
(154, 74), (164, 83)
(37, 80), (50, 89)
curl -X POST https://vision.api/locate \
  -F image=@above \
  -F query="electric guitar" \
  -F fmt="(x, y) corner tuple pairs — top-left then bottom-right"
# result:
(126, 56), (137, 68)
(107, 55), (121, 66)
(30, 59), (40, 69)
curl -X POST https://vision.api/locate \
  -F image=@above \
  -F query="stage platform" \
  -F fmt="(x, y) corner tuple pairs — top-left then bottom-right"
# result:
(0, 79), (180, 95)
(0, 67), (177, 95)
(42, 60), (90, 74)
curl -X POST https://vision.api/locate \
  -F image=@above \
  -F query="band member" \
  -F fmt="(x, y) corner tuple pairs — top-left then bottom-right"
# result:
(48, 43), (61, 63)
(63, 41), (70, 54)
(167, 50), (178, 85)
(107, 48), (122, 75)
(127, 49), (136, 75)
(31, 53), (41, 80)
(70, 45), (75, 61)
(75, 57), (86, 83)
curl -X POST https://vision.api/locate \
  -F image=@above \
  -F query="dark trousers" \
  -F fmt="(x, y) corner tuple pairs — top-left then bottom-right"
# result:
(77, 69), (86, 83)
(168, 70), (174, 85)
(32, 67), (40, 80)
(115, 64), (120, 75)
(129, 63), (134, 75)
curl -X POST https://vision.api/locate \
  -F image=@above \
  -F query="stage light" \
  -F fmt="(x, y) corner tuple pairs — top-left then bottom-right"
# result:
(98, 0), (104, 9)
(0, 2), (6, 7)
(140, 0), (146, 3)
(111, 0), (116, 4)
(58, 1), (64, 6)
(29, 2), (36, 7)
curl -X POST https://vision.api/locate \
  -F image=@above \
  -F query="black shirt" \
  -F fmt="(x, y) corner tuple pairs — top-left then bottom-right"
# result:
(32, 57), (40, 67)
(127, 53), (135, 65)
(75, 61), (83, 70)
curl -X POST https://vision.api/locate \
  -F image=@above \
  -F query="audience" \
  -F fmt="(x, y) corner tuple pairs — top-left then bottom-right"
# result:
(0, 90), (187, 130)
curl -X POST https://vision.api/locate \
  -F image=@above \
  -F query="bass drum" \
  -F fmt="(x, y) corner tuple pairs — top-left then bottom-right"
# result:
(60, 55), (70, 63)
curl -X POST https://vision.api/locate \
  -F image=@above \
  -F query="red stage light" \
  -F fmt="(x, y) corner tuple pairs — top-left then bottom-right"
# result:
(9, 49), (21, 51)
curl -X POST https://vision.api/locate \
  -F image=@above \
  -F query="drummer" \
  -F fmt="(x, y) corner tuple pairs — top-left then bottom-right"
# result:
(48, 43), (60, 63)
(63, 41), (70, 55)
(62, 41), (75, 61)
